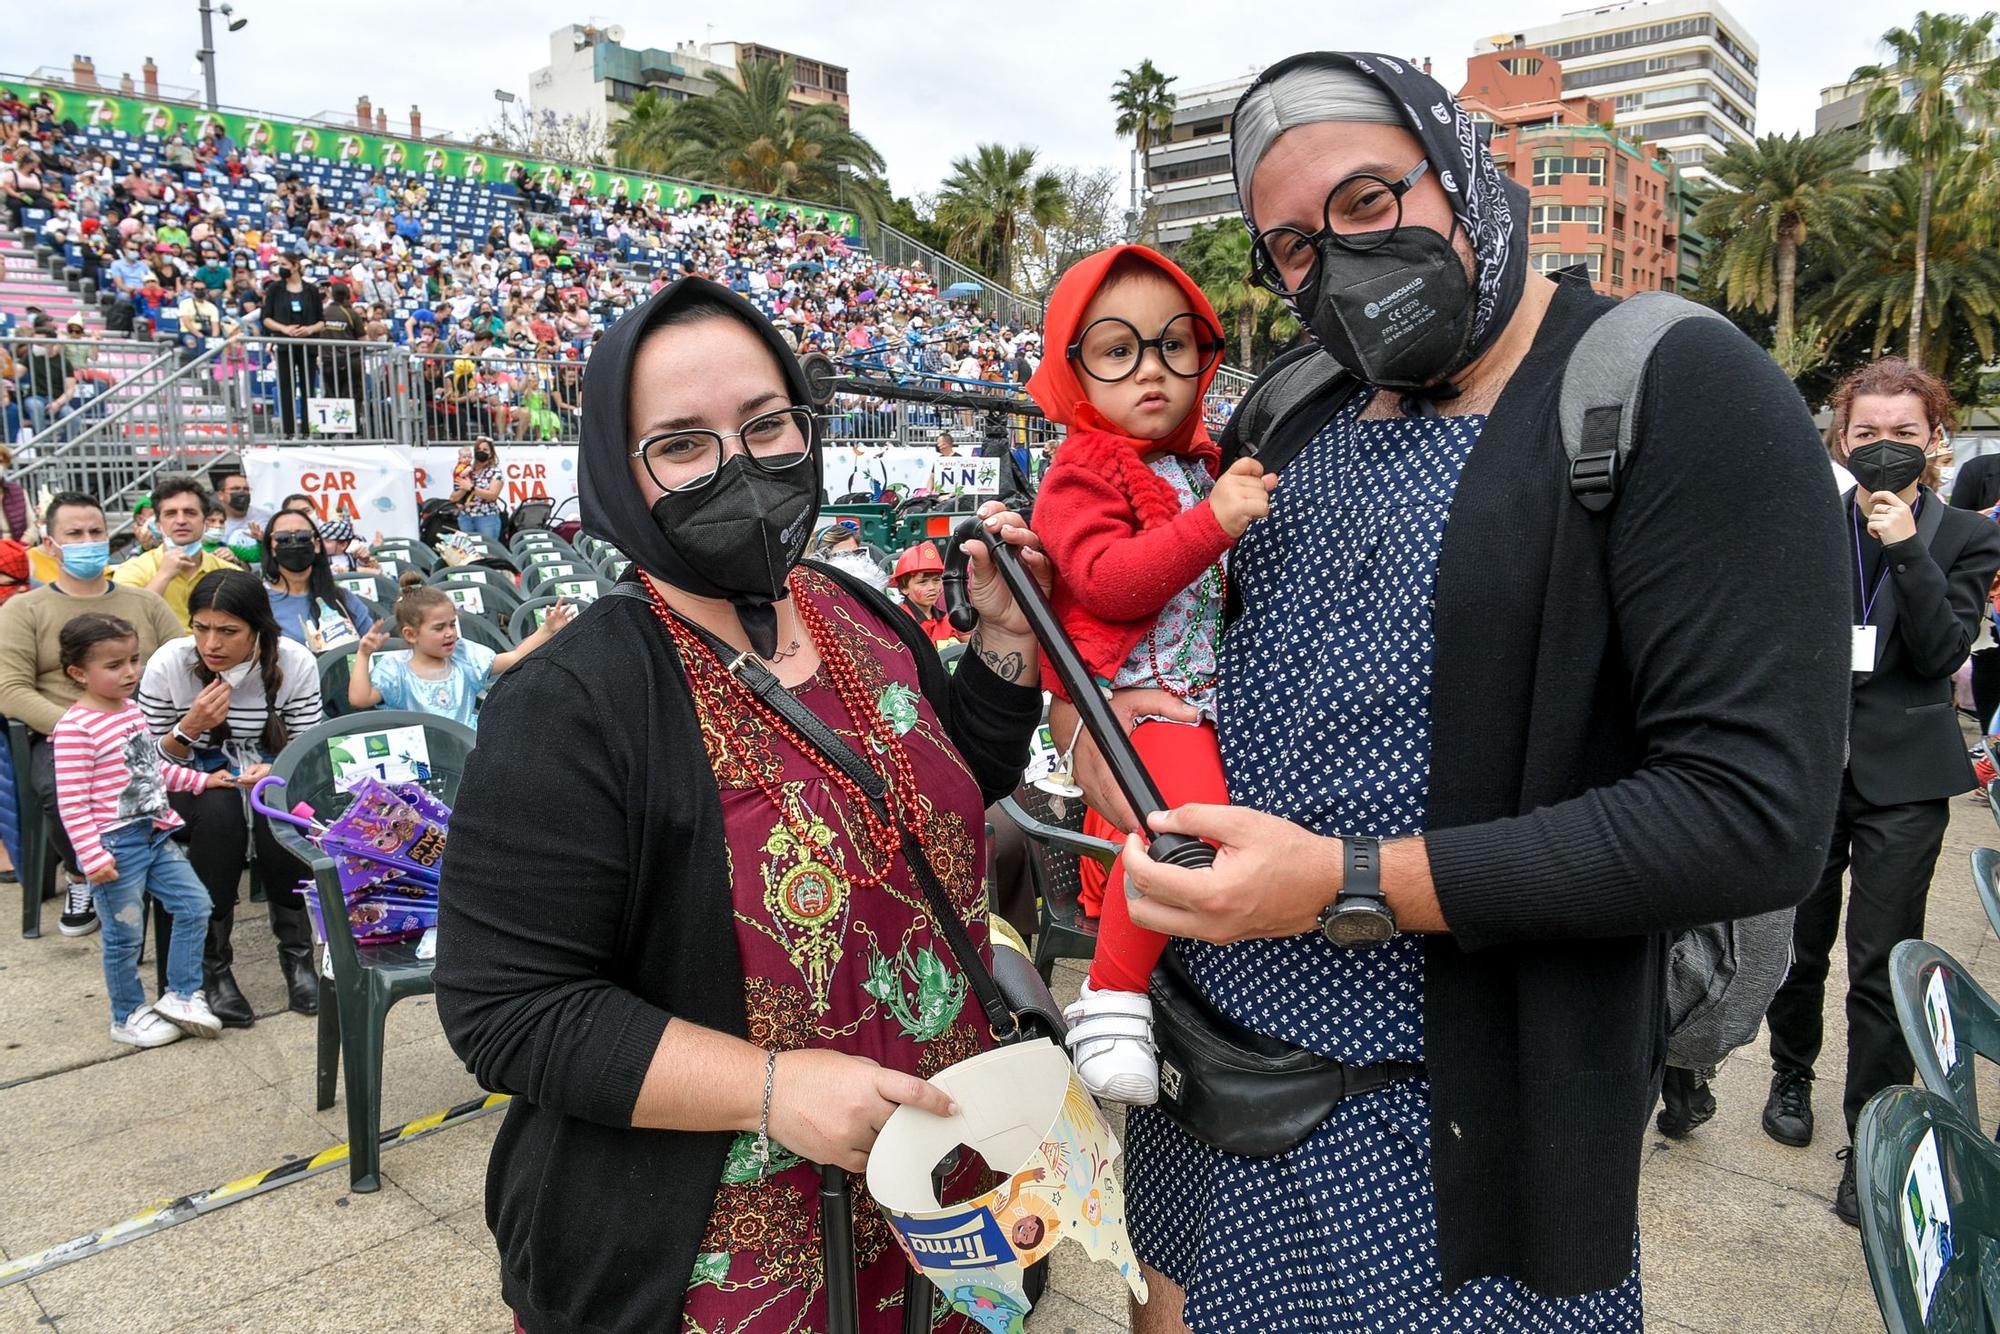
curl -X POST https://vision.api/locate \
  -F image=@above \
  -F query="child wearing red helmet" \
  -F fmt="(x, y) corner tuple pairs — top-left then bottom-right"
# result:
(1027, 245), (1272, 1104)
(889, 541), (959, 646)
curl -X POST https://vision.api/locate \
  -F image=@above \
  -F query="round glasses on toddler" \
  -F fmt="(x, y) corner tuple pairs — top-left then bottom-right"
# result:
(1067, 313), (1224, 384)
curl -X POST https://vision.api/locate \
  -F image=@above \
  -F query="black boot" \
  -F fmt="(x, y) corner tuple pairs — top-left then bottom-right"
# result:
(267, 888), (320, 1016)
(204, 903), (255, 1029)
(1834, 1146), (1860, 1227)
(1656, 1066), (1717, 1139)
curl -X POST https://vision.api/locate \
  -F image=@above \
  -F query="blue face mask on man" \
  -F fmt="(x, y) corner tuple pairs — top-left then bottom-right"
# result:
(57, 540), (110, 580)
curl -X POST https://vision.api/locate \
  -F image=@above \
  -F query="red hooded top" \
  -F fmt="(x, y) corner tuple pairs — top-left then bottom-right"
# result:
(1025, 245), (1233, 700)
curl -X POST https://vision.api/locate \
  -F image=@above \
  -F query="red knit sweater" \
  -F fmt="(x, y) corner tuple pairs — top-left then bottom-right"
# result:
(1033, 425), (1231, 701)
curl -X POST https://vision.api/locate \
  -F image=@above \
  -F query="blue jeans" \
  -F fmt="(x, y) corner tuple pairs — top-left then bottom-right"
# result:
(460, 511), (503, 543)
(95, 823), (212, 1023)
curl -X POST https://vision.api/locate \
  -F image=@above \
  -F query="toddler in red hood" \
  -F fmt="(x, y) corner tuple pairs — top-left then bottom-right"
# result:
(1026, 244), (1273, 1105)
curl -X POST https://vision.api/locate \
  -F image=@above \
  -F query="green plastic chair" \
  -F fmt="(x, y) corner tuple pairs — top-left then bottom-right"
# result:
(1855, 1084), (2000, 1332)
(507, 595), (564, 643)
(508, 531), (575, 562)
(333, 571), (401, 608)
(1892, 939), (2000, 1129)
(318, 639), (408, 719)
(998, 786), (1111, 982)
(455, 610), (516, 653)
(429, 572), (525, 618)
(371, 540), (437, 576)
(1969, 849), (2000, 946)
(521, 559), (592, 594)
(540, 574), (612, 605)
(262, 711), (478, 1193)
(7, 719), (54, 938)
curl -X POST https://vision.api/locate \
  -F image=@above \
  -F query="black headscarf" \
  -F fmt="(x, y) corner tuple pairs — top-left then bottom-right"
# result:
(577, 276), (823, 649)
(1232, 51), (1532, 371)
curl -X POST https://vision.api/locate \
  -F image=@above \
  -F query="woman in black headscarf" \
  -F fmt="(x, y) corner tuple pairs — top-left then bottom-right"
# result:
(434, 277), (1048, 1333)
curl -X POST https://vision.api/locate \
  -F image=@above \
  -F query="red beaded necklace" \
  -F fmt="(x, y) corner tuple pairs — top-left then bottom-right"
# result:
(642, 572), (922, 890)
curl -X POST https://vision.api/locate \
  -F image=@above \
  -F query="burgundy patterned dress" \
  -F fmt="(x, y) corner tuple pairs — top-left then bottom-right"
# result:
(678, 568), (993, 1334)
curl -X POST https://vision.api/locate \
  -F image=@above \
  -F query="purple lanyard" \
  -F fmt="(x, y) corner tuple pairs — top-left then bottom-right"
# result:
(1854, 493), (1922, 625)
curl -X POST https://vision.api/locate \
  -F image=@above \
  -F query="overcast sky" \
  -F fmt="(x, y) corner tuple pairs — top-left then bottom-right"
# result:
(23, 0), (1905, 197)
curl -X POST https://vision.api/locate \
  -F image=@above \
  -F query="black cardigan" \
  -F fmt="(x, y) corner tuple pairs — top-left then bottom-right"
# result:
(1321, 281), (1849, 1294)
(434, 569), (1041, 1334)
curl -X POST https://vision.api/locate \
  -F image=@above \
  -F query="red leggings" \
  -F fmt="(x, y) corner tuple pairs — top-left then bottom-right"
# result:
(1084, 718), (1230, 995)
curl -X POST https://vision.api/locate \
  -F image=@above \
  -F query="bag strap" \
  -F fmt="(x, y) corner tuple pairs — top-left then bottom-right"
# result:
(1217, 343), (1364, 477)
(1557, 289), (1730, 513)
(610, 583), (1025, 1041)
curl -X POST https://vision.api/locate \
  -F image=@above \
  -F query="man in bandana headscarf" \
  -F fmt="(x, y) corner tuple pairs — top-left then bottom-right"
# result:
(1051, 51), (1851, 1333)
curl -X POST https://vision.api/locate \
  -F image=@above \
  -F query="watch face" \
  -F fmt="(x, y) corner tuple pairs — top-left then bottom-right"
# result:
(1324, 903), (1397, 948)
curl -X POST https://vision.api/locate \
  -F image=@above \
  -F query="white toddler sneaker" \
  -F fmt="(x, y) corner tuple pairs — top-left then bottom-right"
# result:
(110, 1005), (184, 1049)
(153, 990), (222, 1039)
(1063, 980), (1160, 1106)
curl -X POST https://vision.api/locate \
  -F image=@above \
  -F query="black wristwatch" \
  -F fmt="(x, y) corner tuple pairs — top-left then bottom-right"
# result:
(1317, 836), (1398, 949)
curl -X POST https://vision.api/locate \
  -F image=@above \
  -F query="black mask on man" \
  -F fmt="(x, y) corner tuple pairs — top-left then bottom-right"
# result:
(647, 455), (816, 646)
(1848, 440), (1930, 495)
(1297, 221), (1475, 393)
(271, 535), (318, 572)
(225, 491), (250, 513)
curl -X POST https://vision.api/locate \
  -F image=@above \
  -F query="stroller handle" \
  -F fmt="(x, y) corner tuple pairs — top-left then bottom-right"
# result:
(940, 517), (1214, 871)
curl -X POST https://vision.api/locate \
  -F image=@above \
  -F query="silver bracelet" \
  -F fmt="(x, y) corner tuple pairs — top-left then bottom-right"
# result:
(754, 1050), (778, 1172)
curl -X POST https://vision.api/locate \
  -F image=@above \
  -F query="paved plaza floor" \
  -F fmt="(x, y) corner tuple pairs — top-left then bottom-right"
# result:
(7, 787), (1997, 1332)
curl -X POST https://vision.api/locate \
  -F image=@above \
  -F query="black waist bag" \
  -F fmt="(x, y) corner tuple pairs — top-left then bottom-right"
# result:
(1151, 950), (1422, 1158)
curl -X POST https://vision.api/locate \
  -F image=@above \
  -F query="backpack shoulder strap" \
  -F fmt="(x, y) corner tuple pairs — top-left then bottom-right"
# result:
(1559, 290), (1731, 513)
(1218, 344), (1361, 475)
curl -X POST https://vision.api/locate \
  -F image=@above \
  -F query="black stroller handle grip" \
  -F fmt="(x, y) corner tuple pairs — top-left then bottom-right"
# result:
(941, 518), (1214, 871)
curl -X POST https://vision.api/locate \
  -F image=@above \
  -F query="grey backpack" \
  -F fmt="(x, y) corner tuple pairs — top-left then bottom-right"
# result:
(1221, 287), (1793, 1073)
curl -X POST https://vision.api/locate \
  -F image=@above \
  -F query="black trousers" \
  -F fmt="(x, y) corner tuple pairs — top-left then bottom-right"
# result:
(272, 346), (314, 437)
(166, 786), (307, 914)
(1766, 770), (1949, 1137)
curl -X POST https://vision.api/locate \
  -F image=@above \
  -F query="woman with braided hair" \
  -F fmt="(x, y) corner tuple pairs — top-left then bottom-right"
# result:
(137, 569), (322, 1025)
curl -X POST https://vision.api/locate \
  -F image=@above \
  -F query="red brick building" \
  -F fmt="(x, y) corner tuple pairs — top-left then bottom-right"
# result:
(1458, 49), (1681, 298)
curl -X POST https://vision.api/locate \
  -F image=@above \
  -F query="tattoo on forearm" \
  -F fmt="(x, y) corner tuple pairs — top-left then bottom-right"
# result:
(970, 632), (1028, 683)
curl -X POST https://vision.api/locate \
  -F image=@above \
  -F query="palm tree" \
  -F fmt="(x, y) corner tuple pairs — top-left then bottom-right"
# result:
(1812, 158), (2000, 380)
(1175, 221), (1280, 369)
(660, 59), (889, 225)
(1851, 10), (2000, 363)
(933, 145), (1068, 292)
(1111, 60), (1178, 241)
(608, 90), (679, 176)
(1692, 131), (1876, 355)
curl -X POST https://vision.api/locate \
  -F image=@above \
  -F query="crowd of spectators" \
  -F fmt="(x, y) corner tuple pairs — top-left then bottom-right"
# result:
(1, 88), (1048, 443)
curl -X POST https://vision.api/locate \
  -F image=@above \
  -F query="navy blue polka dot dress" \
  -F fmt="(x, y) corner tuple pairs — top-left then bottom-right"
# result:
(1125, 397), (1644, 1332)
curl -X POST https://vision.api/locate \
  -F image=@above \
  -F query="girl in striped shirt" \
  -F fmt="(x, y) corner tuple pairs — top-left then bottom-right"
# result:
(53, 615), (242, 1048)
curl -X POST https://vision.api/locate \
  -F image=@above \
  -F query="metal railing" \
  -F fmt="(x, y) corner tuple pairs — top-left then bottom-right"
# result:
(7, 337), (240, 530)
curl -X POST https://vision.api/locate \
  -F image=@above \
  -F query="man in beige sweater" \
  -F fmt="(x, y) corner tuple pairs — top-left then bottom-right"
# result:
(0, 491), (185, 934)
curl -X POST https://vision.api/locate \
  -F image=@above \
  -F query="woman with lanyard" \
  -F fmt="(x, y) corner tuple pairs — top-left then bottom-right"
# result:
(1762, 356), (2000, 1221)
(433, 277), (1048, 1333)
(138, 569), (324, 1025)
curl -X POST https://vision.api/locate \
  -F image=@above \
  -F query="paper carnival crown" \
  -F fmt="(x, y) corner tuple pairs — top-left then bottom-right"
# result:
(865, 1039), (1147, 1332)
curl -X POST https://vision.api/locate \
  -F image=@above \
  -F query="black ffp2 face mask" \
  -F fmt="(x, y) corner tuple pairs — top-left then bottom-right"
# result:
(1847, 440), (1930, 495)
(648, 454), (817, 610)
(1298, 221), (1476, 393)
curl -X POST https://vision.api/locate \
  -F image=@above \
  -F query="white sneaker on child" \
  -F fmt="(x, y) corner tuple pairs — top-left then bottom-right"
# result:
(153, 990), (222, 1039)
(1063, 980), (1160, 1105)
(109, 1005), (184, 1049)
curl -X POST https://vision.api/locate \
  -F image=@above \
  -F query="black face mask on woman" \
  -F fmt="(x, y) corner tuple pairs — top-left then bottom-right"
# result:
(647, 454), (817, 613)
(1847, 440), (1930, 495)
(1297, 221), (1476, 392)
(271, 536), (319, 573)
